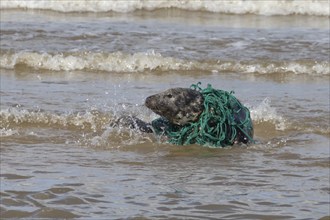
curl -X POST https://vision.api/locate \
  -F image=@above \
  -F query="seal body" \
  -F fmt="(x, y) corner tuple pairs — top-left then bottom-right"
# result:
(120, 86), (253, 146)
(145, 88), (204, 126)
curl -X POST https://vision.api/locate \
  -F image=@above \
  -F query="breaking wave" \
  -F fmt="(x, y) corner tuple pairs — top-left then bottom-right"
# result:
(1, 98), (327, 142)
(1, 96), (328, 148)
(1, 0), (329, 16)
(0, 108), (113, 133)
(1, 51), (329, 76)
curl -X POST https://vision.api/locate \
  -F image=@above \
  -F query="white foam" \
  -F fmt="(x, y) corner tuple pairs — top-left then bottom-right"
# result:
(1, 0), (329, 16)
(0, 128), (18, 137)
(1, 51), (329, 76)
(0, 108), (111, 132)
(0, 107), (154, 147)
(249, 98), (287, 131)
(0, 51), (193, 72)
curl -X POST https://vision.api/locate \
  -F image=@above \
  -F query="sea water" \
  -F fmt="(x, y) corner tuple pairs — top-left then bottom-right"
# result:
(0, 1), (329, 219)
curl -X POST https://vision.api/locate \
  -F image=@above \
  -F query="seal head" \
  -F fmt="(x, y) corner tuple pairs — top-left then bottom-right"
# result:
(145, 88), (204, 126)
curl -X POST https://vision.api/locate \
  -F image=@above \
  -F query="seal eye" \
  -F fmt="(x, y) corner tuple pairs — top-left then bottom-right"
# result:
(166, 94), (173, 98)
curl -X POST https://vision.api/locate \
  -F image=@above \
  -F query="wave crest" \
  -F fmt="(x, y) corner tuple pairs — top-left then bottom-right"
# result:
(0, 102), (290, 138)
(1, 0), (329, 16)
(1, 51), (329, 76)
(0, 108), (112, 132)
(0, 51), (192, 72)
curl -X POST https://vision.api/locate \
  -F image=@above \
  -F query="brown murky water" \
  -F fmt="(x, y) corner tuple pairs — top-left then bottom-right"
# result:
(1, 7), (330, 219)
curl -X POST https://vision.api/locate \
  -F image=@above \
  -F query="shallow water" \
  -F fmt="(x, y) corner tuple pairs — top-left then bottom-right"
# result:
(1, 6), (330, 220)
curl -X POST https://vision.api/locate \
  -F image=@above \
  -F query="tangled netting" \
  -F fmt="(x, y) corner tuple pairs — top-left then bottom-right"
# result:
(152, 82), (254, 147)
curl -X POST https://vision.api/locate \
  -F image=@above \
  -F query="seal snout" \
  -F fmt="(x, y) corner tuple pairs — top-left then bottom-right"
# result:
(145, 95), (156, 110)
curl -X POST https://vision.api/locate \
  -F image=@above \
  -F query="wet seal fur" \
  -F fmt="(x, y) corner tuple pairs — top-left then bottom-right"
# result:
(122, 87), (253, 145)
(145, 88), (204, 126)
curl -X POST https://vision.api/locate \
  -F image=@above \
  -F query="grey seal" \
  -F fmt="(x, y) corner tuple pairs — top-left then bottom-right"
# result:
(119, 87), (253, 145)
